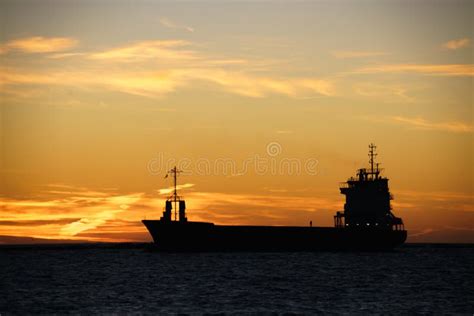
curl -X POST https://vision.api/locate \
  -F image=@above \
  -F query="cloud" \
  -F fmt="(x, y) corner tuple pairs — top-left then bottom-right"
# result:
(0, 67), (184, 98)
(1, 67), (335, 99)
(364, 115), (473, 133)
(1, 38), (335, 99)
(443, 38), (470, 50)
(100, 70), (185, 97)
(0, 188), (143, 242)
(0, 235), (85, 244)
(60, 210), (123, 236)
(353, 82), (414, 102)
(158, 183), (195, 195)
(0, 218), (80, 226)
(183, 69), (335, 97)
(1, 36), (78, 54)
(89, 40), (195, 62)
(354, 64), (474, 76)
(331, 50), (388, 59)
(59, 193), (143, 237)
(47, 52), (87, 59)
(391, 116), (473, 133)
(159, 17), (194, 33)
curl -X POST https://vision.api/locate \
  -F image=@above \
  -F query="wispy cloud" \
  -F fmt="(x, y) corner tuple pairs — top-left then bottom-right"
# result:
(89, 40), (195, 62)
(48, 52), (87, 59)
(365, 115), (473, 133)
(159, 17), (194, 33)
(1, 63), (335, 100)
(391, 116), (473, 133)
(354, 64), (474, 76)
(0, 33), (341, 101)
(184, 69), (335, 97)
(158, 183), (195, 195)
(0, 218), (80, 226)
(0, 66), (183, 98)
(0, 188), (143, 242)
(1, 36), (337, 99)
(443, 38), (470, 50)
(353, 82), (414, 102)
(0, 36), (78, 54)
(331, 50), (388, 59)
(60, 209), (123, 237)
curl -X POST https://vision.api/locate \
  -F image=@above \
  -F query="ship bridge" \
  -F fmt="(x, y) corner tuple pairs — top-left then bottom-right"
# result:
(334, 144), (404, 231)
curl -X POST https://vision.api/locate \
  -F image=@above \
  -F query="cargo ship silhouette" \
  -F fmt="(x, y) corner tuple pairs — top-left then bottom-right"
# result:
(143, 144), (407, 251)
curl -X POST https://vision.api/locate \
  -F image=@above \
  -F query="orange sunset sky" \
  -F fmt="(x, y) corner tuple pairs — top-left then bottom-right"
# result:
(1, 0), (473, 243)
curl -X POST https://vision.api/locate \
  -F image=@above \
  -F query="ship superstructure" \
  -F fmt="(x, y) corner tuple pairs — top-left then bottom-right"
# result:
(334, 144), (404, 231)
(161, 167), (187, 223)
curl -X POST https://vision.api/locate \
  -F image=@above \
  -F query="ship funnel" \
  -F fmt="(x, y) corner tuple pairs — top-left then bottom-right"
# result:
(179, 200), (187, 222)
(162, 200), (172, 221)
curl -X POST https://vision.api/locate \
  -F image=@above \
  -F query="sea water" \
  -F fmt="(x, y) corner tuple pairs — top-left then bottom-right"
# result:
(1, 244), (472, 314)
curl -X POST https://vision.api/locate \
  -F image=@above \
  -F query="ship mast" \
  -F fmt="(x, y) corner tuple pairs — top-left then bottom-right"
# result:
(368, 143), (378, 179)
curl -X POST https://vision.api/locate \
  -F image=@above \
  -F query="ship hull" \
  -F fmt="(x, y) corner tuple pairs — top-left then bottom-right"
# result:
(142, 220), (407, 251)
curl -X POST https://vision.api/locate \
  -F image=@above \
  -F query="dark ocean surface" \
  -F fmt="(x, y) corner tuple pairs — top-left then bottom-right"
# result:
(1, 243), (473, 314)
